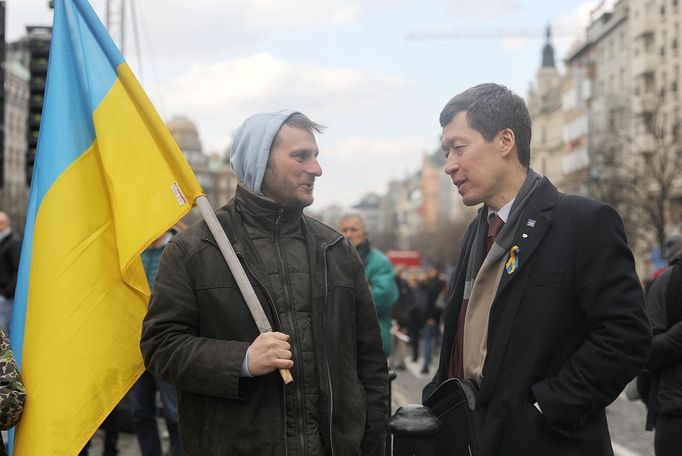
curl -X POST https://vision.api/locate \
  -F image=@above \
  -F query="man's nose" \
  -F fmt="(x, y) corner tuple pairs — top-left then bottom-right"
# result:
(305, 158), (323, 177)
(444, 154), (458, 175)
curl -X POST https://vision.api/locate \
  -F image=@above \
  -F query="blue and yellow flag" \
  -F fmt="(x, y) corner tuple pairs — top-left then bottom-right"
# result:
(10, 0), (204, 453)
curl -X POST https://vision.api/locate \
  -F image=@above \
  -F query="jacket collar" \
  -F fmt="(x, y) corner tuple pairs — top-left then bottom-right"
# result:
(234, 184), (303, 235)
(200, 185), (343, 251)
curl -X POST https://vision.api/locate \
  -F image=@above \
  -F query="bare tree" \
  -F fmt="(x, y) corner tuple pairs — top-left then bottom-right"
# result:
(412, 218), (469, 267)
(590, 101), (682, 254)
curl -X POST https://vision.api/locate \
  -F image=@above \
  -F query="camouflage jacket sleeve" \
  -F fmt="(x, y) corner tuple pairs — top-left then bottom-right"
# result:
(0, 330), (25, 429)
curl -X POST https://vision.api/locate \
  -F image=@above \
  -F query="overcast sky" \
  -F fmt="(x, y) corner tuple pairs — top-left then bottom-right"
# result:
(9, 0), (612, 209)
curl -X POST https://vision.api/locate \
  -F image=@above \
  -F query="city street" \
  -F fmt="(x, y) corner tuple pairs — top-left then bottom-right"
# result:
(391, 356), (655, 456)
(88, 354), (656, 456)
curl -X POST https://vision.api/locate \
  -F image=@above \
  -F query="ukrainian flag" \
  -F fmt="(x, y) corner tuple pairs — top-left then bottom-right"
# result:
(10, 0), (204, 453)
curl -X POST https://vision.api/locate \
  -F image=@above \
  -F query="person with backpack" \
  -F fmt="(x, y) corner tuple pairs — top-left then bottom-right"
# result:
(643, 235), (682, 456)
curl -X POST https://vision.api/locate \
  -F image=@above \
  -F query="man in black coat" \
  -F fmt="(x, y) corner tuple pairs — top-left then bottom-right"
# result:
(0, 212), (21, 336)
(423, 83), (651, 455)
(643, 236), (682, 456)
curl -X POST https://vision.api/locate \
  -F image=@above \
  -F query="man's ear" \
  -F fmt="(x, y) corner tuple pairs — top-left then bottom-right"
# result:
(498, 128), (516, 158)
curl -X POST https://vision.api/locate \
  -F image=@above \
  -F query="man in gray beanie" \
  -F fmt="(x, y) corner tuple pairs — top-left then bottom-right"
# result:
(141, 110), (388, 455)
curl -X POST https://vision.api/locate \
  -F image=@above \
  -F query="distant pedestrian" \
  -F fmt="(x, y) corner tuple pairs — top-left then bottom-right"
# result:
(339, 213), (399, 357)
(421, 265), (445, 374)
(131, 228), (184, 456)
(408, 270), (429, 365)
(642, 235), (682, 456)
(0, 212), (21, 337)
(651, 236), (682, 282)
(390, 266), (413, 370)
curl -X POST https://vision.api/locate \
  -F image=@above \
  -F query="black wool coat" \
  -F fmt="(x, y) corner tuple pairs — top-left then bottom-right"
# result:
(0, 232), (21, 299)
(424, 177), (651, 456)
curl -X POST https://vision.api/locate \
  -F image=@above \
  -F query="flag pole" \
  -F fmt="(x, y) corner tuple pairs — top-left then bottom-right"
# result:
(195, 196), (294, 384)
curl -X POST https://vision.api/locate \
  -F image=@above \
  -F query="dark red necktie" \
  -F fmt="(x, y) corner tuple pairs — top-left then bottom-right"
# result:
(487, 213), (505, 252)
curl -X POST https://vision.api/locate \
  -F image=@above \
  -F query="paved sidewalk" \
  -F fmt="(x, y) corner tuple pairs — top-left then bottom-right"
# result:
(84, 352), (655, 456)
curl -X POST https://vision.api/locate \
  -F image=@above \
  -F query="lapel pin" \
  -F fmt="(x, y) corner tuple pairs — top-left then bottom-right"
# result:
(505, 245), (520, 275)
(522, 233), (528, 238)
(526, 219), (536, 228)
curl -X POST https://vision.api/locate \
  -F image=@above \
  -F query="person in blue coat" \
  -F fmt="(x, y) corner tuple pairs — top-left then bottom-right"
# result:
(339, 214), (399, 356)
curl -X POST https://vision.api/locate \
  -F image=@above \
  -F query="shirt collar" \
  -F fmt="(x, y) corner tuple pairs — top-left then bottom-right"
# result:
(0, 228), (11, 242)
(487, 198), (515, 223)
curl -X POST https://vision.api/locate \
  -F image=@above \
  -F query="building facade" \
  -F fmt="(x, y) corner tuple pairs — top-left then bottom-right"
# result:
(167, 116), (237, 225)
(0, 37), (32, 233)
(530, 0), (682, 275)
(528, 27), (564, 186)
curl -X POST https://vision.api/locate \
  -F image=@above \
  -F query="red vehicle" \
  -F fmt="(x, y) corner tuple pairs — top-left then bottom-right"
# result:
(385, 250), (422, 268)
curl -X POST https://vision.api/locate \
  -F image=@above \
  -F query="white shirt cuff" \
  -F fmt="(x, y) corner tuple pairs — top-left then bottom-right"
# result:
(240, 347), (253, 377)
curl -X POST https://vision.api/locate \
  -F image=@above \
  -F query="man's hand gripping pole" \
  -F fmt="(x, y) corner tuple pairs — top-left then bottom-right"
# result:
(196, 196), (294, 384)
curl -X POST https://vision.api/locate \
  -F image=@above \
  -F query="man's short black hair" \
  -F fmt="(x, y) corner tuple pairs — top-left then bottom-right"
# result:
(439, 83), (532, 167)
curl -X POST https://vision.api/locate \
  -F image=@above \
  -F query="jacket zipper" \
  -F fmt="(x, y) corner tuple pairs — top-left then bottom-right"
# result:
(237, 252), (289, 456)
(274, 209), (308, 456)
(321, 236), (343, 456)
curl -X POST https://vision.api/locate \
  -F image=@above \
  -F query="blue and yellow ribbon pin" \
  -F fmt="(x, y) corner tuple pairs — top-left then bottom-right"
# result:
(505, 245), (520, 274)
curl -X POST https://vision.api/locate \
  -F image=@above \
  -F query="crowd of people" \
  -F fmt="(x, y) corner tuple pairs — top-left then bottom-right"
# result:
(390, 265), (446, 375)
(0, 81), (679, 456)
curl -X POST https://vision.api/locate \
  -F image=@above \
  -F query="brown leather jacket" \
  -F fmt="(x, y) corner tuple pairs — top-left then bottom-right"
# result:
(141, 186), (388, 455)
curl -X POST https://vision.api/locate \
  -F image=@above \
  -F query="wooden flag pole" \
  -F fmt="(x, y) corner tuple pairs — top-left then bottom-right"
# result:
(195, 196), (293, 384)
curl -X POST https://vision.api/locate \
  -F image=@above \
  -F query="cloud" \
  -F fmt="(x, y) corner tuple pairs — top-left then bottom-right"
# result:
(157, 53), (410, 113)
(8, 0), (380, 59)
(313, 135), (436, 208)
(6, 1), (54, 41)
(554, 0), (619, 59)
(152, 52), (413, 151)
(324, 136), (434, 158)
(440, 0), (525, 18)
(329, 4), (365, 25)
(122, 0), (379, 61)
(500, 37), (529, 51)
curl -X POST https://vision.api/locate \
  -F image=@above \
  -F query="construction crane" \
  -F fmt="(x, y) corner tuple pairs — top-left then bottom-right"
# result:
(406, 26), (582, 41)
(407, 2), (612, 42)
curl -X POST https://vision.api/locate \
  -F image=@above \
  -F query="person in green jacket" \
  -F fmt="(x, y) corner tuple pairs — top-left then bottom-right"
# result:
(339, 214), (399, 356)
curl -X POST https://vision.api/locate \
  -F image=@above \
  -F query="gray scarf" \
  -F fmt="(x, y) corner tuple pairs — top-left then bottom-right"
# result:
(462, 169), (542, 381)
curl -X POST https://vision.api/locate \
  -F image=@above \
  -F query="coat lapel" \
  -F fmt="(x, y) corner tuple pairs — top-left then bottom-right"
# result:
(495, 207), (551, 298)
(479, 178), (558, 404)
